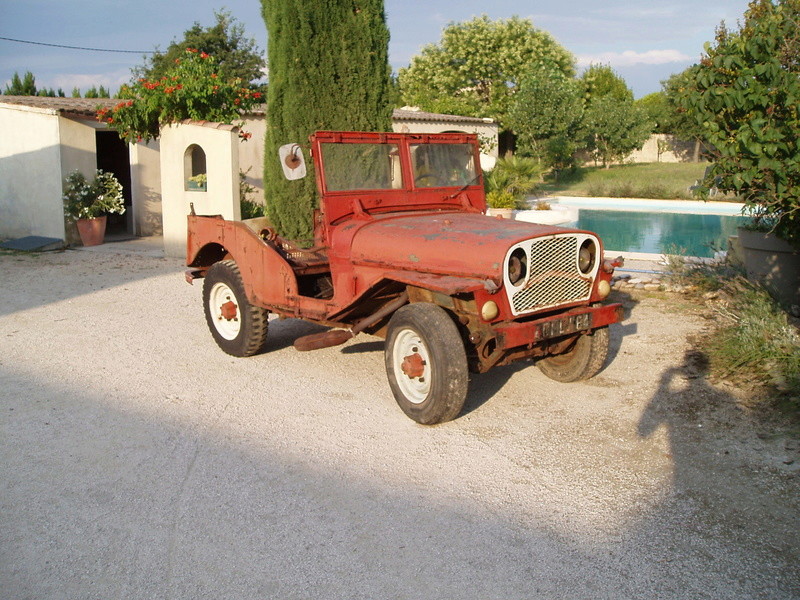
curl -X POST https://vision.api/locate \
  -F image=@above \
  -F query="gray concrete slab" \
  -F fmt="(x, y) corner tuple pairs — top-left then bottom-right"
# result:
(0, 235), (64, 252)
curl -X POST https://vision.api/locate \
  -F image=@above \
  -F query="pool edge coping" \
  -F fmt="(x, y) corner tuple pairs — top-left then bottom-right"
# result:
(539, 195), (747, 216)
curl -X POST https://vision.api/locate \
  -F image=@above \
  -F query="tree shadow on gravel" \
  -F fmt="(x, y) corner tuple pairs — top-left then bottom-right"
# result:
(0, 248), (181, 317)
(633, 348), (800, 598)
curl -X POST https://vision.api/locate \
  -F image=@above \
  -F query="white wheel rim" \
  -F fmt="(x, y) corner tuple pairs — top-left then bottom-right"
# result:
(392, 328), (431, 404)
(209, 282), (241, 340)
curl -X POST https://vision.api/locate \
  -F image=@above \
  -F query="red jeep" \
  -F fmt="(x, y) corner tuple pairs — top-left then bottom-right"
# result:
(186, 131), (623, 424)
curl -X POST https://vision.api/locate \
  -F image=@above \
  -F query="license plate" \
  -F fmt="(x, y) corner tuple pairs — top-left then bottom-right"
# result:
(537, 312), (592, 340)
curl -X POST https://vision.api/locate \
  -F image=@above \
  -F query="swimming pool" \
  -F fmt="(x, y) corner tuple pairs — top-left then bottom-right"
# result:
(553, 197), (747, 258)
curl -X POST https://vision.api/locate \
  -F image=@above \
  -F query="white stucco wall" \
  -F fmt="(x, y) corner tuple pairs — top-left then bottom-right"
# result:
(0, 104), (65, 239)
(160, 122), (240, 257)
(239, 115), (266, 206)
(129, 140), (162, 236)
(58, 117), (98, 180)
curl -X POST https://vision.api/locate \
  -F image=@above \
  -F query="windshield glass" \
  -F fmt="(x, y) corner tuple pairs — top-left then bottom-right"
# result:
(321, 143), (402, 191)
(411, 143), (476, 188)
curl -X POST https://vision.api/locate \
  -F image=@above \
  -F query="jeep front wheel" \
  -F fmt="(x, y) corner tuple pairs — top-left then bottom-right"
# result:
(202, 260), (269, 357)
(384, 303), (468, 425)
(537, 326), (609, 382)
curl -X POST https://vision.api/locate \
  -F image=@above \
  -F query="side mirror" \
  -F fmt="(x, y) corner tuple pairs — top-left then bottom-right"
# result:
(279, 143), (307, 180)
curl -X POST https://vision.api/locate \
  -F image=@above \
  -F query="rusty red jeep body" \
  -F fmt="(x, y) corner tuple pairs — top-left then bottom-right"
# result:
(186, 131), (624, 424)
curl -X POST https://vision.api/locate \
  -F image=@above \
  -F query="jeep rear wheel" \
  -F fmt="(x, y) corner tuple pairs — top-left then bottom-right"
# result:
(203, 260), (269, 357)
(537, 326), (609, 382)
(384, 303), (468, 425)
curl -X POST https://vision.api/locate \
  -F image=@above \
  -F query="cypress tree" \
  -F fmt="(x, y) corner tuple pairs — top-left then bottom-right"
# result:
(262, 0), (393, 241)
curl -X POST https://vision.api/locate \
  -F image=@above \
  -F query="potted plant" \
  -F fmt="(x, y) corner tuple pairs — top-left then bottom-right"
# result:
(187, 173), (208, 191)
(485, 190), (516, 218)
(484, 156), (543, 219)
(62, 170), (125, 246)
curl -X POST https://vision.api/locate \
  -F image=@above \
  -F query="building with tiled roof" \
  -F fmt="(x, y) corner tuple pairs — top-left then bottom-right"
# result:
(0, 96), (498, 252)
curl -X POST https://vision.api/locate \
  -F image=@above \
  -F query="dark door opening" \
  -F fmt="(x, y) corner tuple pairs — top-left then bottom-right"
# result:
(96, 130), (132, 237)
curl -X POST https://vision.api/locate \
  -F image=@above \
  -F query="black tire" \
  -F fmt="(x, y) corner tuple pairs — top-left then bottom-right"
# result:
(384, 303), (468, 424)
(537, 326), (609, 382)
(202, 260), (269, 357)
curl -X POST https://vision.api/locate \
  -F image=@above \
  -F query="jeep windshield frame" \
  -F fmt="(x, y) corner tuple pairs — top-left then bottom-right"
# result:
(312, 131), (486, 227)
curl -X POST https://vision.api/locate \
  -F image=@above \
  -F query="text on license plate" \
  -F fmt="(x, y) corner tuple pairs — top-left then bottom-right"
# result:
(536, 312), (592, 340)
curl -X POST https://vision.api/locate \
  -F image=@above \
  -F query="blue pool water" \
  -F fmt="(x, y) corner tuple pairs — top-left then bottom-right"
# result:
(566, 210), (748, 258)
(553, 198), (747, 258)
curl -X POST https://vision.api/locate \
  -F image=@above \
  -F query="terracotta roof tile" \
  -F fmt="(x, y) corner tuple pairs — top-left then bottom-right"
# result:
(0, 95), (116, 117)
(0, 96), (495, 126)
(392, 108), (495, 124)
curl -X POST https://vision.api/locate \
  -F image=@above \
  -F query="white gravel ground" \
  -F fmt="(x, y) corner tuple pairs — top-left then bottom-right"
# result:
(1, 243), (798, 600)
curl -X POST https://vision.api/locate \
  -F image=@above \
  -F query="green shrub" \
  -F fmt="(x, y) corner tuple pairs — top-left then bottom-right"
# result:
(709, 281), (800, 398)
(485, 190), (517, 209)
(62, 170), (125, 221)
(667, 258), (800, 403)
(484, 156), (544, 208)
(239, 170), (264, 219)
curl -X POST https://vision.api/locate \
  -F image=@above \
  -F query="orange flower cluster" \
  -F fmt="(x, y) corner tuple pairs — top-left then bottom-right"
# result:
(96, 48), (260, 144)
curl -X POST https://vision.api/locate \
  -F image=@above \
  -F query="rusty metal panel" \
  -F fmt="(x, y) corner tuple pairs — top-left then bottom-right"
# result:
(186, 215), (302, 310)
(343, 212), (571, 280)
(380, 271), (490, 295)
(494, 303), (624, 350)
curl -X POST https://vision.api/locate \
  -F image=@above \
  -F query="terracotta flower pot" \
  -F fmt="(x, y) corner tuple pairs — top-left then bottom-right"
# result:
(76, 216), (107, 247)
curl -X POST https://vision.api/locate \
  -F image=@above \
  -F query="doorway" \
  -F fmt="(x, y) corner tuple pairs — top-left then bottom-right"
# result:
(95, 130), (132, 237)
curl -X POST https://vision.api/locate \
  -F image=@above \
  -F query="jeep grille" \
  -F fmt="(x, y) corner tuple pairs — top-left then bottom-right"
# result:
(505, 234), (597, 315)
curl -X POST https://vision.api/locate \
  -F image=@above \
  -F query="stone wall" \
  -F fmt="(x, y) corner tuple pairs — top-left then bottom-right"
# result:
(626, 134), (699, 164)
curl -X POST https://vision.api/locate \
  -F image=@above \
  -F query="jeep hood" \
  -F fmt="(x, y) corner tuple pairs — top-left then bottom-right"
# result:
(338, 211), (579, 280)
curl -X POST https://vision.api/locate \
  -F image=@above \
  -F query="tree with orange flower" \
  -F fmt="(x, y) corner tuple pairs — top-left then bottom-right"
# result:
(133, 9), (265, 90)
(99, 48), (261, 144)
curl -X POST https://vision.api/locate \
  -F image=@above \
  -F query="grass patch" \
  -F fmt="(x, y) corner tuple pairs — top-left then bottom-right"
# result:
(542, 162), (714, 200)
(666, 257), (800, 409)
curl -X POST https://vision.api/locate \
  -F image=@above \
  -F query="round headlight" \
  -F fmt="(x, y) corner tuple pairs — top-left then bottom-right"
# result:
(579, 239), (597, 274)
(481, 301), (499, 321)
(508, 248), (528, 285)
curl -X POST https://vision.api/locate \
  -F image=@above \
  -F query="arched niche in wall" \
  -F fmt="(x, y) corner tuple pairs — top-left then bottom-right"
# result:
(184, 144), (207, 191)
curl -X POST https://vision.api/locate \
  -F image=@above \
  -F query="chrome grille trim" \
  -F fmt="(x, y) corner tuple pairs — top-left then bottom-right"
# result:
(504, 234), (598, 315)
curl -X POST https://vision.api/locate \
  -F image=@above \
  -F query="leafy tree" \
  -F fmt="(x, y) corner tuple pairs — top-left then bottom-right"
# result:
(398, 15), (574, 128)
(71, 87), (81, 98)
(580, 64), (633, 106)
(661, 69), (709, 161)
(4, 71), (37, 95)
(262, 0), (393, 240)
(507, 58), (584, 170)
(635, 92), (670, 133)
(134, 9), (265, 89)
(677, 0), (800, 246)
(85, 86), (110, 98)
(100, 48), (261, 144)
(580, 95), (652, 168)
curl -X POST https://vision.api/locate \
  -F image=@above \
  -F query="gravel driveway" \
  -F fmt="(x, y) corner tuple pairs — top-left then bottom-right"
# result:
(1, 243), (798, 599)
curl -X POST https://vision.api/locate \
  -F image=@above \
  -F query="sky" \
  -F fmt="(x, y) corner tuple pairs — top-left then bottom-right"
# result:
(0, 0), (751, 100)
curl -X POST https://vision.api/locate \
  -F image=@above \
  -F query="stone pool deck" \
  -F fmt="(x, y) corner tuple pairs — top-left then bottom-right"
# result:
(610, 253), (726, 293)
(611, 255), (670, 292)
